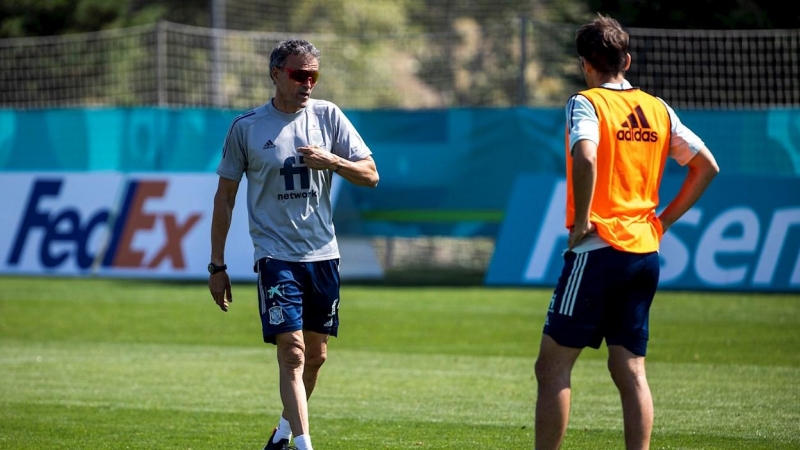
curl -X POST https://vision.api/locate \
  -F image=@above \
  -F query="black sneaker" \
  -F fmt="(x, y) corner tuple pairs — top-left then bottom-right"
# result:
(263, 427), (294, 450)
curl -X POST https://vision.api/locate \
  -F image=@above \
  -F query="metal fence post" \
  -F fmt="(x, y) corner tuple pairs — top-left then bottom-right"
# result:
(518, 15), (528, 106)
(156, 21), (166, 106)
(211, 0), (226, 107)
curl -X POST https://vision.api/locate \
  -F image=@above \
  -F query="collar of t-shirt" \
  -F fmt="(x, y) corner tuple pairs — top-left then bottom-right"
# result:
(599, 79), (633, 90)
(268, 98), (306, 120)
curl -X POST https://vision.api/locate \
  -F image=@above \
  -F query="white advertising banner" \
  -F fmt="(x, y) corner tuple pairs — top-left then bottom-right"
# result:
(2, 172), (125, 275)
(0, 172), (383, 281)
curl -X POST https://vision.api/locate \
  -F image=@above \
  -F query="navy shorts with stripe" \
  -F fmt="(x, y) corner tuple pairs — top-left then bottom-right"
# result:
(543, 246), (660, 356)
(255, 258), (340, 345)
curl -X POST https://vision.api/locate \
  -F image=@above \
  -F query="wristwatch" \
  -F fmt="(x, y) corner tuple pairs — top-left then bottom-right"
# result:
(208, 262), (227, 274)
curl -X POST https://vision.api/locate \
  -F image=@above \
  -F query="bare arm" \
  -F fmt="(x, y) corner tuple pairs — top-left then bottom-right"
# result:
(209, 176), (239, 312)
(658, 147), (720, 232)
(298, 146), (379, 188)
(568, 139), (597, 249)
(331, 154), (379, 188)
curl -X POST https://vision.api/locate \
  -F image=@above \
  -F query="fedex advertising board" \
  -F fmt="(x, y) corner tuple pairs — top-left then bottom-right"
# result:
(0, 173), (252, 279)
(1, 173), (383, 281)
(486, 174), (800, 292)
(3, 173), (125, 274)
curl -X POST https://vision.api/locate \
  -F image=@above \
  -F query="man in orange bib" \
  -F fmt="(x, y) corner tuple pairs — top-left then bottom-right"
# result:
(534, 14), (720, 450)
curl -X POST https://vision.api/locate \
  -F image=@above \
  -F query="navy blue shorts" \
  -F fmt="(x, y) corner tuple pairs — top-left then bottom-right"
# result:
(543, 247), (659, 356)
(255, 258), (340, 345)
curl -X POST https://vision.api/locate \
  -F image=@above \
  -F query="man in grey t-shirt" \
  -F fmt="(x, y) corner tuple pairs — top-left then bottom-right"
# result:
(208, 39), (379, 450)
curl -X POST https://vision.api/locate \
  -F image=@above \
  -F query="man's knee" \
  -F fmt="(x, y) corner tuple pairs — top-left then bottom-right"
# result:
(302, 331), (329, 370)
(305, 350), (327, 371)
(608, 346), (647, 390)
(277, 332), (306, 369)
(535, 335), (581, 385)
(534, 356), (553, 383)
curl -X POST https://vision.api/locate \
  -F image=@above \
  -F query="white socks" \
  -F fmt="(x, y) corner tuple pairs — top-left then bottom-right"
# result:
(274, 417), (312, 449)
(274, 417), (292, 442)
(294, 434), (313, 450)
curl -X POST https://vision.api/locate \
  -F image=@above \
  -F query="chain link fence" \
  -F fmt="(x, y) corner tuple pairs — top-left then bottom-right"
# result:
(2, 16), (797, 110)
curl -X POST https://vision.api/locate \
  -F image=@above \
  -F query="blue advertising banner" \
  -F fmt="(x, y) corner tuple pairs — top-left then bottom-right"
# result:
(485, 174), (800, 292)
(2, 107), (799, 239)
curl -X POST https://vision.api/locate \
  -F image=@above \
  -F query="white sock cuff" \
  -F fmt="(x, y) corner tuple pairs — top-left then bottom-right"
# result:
(275, 417), (292, 440)
(294, 434), (312, 450)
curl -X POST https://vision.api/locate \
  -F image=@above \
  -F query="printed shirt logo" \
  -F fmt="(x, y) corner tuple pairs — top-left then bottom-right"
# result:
(309, 129), (325, 147)
(262, 140), (276, 150)
(278, 156), (317, 201)
(617, 105), (659, 142)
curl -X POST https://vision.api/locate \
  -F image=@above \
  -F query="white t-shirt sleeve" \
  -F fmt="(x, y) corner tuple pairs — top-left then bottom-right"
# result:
(658, 98), (707, 166)
(566, 94), (600, 155)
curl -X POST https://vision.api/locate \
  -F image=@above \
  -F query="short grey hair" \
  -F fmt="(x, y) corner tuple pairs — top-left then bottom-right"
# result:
(269, 39), (321, 75)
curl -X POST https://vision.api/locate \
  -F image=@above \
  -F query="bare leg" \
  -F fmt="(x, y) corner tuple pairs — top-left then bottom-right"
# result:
(275, 330), (330, 437)
(608, 345), (653, 450)
(534, 334), (582, 450)
(275, 330), (310, 438)
(301, 330), (330, 397)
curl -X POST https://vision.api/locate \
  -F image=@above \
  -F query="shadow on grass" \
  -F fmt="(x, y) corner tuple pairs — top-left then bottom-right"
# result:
(2, 268), (489, 288)
(350, 268), (487, 287)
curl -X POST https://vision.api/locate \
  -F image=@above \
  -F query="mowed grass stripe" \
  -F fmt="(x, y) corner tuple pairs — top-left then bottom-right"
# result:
(0, 276), (798, 449)
(3, 341), (796, 448)
(0, 341), (535, 423)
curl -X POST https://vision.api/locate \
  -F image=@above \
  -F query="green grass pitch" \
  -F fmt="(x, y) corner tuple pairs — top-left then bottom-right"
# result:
(0, 276), (798, 449)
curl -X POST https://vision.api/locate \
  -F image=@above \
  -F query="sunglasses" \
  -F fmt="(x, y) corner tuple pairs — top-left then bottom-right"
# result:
(281, 67), (320, 85)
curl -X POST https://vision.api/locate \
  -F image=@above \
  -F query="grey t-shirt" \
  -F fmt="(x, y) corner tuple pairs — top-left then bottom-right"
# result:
(216, 99), (372, 263)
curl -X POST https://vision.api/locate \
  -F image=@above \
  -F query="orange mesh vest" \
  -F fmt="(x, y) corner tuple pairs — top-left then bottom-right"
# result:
(566, 87), (671, 253)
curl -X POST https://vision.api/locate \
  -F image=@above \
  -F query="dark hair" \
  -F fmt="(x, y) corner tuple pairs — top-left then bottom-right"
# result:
(269, 39), (321, 75)
(575, 14), (629, 76)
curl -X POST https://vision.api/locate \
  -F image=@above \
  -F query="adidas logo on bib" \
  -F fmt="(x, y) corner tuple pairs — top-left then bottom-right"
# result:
(616, 105), (659, 142)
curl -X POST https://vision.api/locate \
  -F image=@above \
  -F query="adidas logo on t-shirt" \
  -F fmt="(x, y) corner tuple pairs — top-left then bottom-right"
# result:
(262, 140), (276, 150)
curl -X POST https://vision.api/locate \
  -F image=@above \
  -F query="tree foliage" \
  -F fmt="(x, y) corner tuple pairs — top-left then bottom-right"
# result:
(1, 0), (795, 109)
(2, 0), (794, 39)
(0, 0), (209, 38)
(585, 0), (800, 29)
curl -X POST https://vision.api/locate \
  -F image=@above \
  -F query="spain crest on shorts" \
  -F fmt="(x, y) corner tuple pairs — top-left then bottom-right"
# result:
(268, 306), (285, 325)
